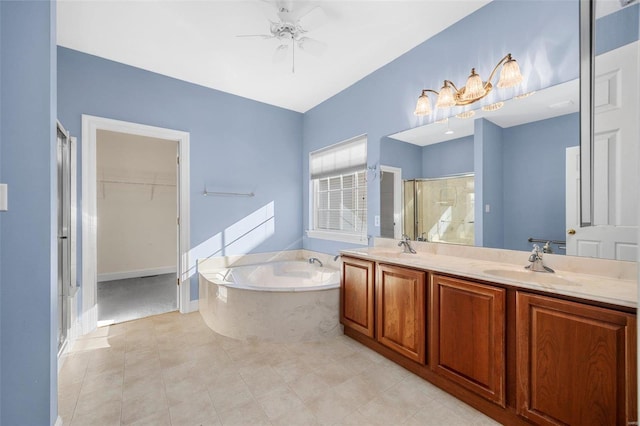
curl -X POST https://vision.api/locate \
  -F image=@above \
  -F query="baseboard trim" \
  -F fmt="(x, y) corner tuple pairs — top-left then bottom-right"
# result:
(98, 267), (176, 282)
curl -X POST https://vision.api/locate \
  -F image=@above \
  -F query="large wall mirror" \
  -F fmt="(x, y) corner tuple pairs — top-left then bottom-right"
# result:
(382, 0), (638, 261)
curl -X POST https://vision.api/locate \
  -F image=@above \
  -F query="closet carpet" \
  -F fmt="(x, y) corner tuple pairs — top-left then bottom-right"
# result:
(98, 273), (177, 325)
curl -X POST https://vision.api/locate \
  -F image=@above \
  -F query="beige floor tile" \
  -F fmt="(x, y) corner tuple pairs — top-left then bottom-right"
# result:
(287, 372), (330, 402)
(333, 376), (381, 406)
(256, 386), (304, 420)
(168, 390), (218, 426)
(271, 405), (319, 426)
(70, 401), (121, 426)
(311, 361), (354, 387)
(217, 399), (271, 426)
(240, 367), (287, 398)
(356, 364), (406, 394)
(357, 393), (417, 426)
(304, 392), (356, 424)
(79, 370), (124, 395)
(207, 370), (248, 395)
(164, 375), (208, 406)
(403, 400), (471, 426)
(121, 393), (169, 425)
(383, 380), (433, 411)
(271, 358), (313, 384)
(209, 386), (255, 414)
(333, 410), (377, 426)
(58, 311), (499, 426)
(74, 385), (123, 417)
(122, 374), (164, 402)
(126, 408), (172, 426)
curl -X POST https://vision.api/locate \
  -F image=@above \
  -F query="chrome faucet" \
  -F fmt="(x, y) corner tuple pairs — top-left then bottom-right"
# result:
(309, 257), (323, 267)
(398, 234), (417, 254)
(525, 244), (554, 273)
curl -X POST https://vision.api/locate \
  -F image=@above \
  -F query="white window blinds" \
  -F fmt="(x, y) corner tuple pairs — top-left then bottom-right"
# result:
(309, 135), (367, 180)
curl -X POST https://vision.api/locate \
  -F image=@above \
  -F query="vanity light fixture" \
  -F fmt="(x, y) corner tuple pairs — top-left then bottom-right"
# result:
(456, 110), (476, 119)
(414, 53), (523, 116)
(482, 101), (505, 112)
(515, 90), (536, 100)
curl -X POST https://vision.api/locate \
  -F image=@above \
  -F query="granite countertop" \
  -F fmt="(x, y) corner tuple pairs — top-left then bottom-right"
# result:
(340, 246), (638, 310)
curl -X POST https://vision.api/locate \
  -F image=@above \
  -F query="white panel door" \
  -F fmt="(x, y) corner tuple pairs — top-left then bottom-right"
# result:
(566, 41), (639, 261)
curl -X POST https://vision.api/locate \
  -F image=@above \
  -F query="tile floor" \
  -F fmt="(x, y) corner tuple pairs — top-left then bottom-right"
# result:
(58, 311), (500, 426)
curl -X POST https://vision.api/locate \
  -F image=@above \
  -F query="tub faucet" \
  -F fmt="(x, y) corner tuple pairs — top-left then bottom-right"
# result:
(525, 244), (554, 273)
(309, 257), (323, 267)
(398, 234), (417, 254)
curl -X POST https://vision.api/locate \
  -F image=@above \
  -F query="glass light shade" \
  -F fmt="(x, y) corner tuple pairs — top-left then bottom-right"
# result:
(497, 58), (523, 88)
(414, 92), (432, 116)
(436, 83), (456, 108)
(515, 90), (536, 100)
(462, 69), (486, 100)
(455, 110), (475, 119)
(482, 101), (504, 112)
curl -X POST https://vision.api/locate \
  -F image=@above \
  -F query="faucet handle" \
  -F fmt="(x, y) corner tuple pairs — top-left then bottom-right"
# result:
(401, 234), (411, 241)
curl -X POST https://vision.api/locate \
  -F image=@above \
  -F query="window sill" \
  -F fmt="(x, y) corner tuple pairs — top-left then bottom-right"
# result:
(306, 230), (368, 245)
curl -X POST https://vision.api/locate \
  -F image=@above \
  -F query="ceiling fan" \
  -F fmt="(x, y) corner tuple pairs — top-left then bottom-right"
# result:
(237, 1), (327, 73)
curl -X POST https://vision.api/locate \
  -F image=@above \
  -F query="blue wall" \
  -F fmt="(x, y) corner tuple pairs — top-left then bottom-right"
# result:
(503, 113), (579, 252)
(0, 1), (58, 425)
(596, 3), (640, 55)
(474, 119), (504, 249)
(57, 47), (304, 301)
(422, 136), (474, 179)
(380, 137), (422, 180)
(302, 0), (579, 254)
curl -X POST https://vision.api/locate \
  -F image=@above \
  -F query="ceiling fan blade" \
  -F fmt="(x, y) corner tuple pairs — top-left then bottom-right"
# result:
(236, 34), (274, 39)
(297, 6), (327, 31)
(273, 44), (289, 63)
(297, 37), (326, 57)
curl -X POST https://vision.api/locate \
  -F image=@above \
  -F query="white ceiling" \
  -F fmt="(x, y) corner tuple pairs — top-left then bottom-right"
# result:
(57, 0), (490, 113)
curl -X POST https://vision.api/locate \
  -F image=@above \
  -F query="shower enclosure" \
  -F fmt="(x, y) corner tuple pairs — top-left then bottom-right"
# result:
(403, 174), (475, 245)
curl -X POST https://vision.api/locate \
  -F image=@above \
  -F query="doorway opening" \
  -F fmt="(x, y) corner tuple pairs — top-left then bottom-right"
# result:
(96, 130), (178, 325)
(81, 115), (190, 333)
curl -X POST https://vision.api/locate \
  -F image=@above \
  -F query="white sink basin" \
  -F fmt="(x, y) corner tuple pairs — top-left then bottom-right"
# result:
(483, 269), (579, 287)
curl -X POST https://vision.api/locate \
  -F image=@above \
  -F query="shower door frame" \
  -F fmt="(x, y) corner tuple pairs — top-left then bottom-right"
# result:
(81, 115), (191, 334)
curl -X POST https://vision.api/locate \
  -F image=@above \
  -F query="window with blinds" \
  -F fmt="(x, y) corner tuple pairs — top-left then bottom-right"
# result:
(308, 135), (368, 244)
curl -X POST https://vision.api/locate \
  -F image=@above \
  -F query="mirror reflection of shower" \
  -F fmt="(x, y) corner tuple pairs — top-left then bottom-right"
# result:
(403, 174), (475, 245)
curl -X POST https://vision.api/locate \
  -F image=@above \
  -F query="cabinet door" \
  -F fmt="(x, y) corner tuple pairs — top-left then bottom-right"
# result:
(341, 257), (375, 337)
(430, 275), (506, 406)
(516, 292), (637, 426)
(376, 264), (426, 363)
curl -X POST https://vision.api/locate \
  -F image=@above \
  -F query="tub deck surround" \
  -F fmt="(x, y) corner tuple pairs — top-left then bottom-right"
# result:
(341, 238), (637, 309)
(198, 250), (343, 342)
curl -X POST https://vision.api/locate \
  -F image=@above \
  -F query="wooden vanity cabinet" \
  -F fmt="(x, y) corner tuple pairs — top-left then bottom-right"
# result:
(429, 274), (506, 406)
(516, 292), (637, 426)
(340, 257), (375, 337)
(376, 264), (426, 363)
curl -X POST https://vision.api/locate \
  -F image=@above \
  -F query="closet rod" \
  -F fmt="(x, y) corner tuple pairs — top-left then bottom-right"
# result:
(98, 179), (176, 187)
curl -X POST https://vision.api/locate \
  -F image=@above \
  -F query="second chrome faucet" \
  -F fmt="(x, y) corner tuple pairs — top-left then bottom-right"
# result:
(398, 234), (417, 254)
